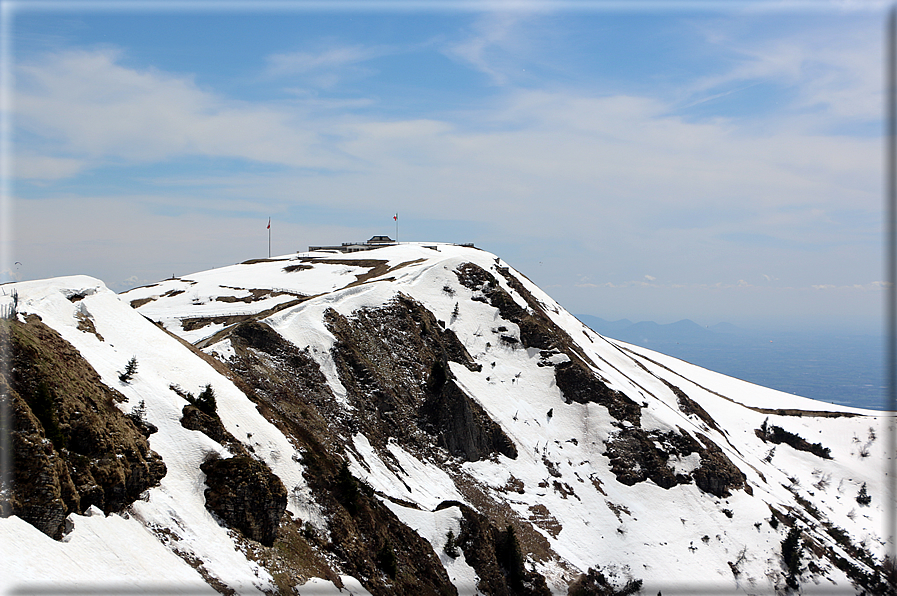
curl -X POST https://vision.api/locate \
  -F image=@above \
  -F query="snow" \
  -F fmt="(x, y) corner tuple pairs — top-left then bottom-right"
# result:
(3, 244), (893, 595)
(0, 510), (214, 594)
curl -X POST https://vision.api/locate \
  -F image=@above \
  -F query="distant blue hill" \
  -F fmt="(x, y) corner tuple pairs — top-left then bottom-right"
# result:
(575, 314), (887, 411)
(575, 315), (742, 344)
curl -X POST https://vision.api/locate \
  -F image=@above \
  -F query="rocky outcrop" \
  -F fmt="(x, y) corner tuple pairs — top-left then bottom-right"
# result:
(438, 501), (550, 596)
(455, 263), (643, 427)
(215, 319), (461, 596)
(180, 404), (248, 456)
(554, 361), (641, 425)
(200, 455), (287, 546)
(603, 426), (745, 497)
(324, 295), (506, 460)
(691, 433), (746, 498)
(421, 376), (517, 461)
(0, 316), (166, 539)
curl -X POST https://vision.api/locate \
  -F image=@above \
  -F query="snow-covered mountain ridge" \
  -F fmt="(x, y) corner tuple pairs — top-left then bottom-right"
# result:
(1, 243), (894, 595)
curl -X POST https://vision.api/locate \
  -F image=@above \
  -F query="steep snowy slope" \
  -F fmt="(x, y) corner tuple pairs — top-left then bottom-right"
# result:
(2, 243), (894, 595)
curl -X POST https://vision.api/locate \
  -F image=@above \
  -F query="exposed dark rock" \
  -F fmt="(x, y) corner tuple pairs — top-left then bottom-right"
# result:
(603, 427), (698, 489)
(455, 263), (552, 350)
(200, 455), (287, 547)
(455, 263), (642, 427)
(603, 426), (744, 497)
(323, 295), (515, 464)
(213, 319), (461, 596)
(421, 378), (517, 461)
(567, 566), (643, 596)
(666, 379), (725, 435)
(303, 458), (457, 596)
(691, 433), (746, 498)
(438, 501), (550, 596)
(554, 361), (641, 425)
(180, 404), (248, 456)
(0, 316), (166, 539)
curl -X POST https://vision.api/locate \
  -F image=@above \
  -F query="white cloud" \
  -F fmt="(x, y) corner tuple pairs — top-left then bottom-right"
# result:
(442, 12), (528, 85)
(15, 49), (341, 173)
(265, 45), (385, 76)
(687, 19), (882, 125)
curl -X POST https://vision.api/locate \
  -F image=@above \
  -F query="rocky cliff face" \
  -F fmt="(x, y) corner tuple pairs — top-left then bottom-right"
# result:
(1, 315), (166, 539)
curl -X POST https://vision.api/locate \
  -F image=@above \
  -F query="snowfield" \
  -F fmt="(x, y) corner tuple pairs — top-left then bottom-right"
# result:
(2, 243), (893, 595)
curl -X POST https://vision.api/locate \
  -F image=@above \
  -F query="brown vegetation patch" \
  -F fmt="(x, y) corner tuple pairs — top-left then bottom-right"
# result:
(283, 263), (313, 273)
(181, 314), (252, 332)
(528, 504), (563, 538)
(605, 500), (631, 523)
(75, 312), (104, 342)
(129, 297), (155, 309)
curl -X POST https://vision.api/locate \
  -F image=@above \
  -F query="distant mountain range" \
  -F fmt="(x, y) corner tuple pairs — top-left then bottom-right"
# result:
(574, 315), (744, 344)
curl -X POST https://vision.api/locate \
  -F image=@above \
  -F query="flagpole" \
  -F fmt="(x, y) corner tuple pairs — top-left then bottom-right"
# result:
(395, 213), (398, 244)
(268, 218), (271, 258)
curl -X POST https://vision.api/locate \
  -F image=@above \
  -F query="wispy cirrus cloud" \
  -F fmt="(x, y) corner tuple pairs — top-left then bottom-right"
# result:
(684, 20), (881, 125)
(263, 43), (398, 89)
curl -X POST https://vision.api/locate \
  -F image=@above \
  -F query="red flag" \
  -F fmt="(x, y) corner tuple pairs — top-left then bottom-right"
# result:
(267, 218), (271, 230)
(393, 213), (397, 221)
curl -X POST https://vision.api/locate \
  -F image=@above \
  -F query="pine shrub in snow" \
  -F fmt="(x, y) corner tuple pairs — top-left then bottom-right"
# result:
(118, 356), (138, 383)
(856, 482), (871, 506)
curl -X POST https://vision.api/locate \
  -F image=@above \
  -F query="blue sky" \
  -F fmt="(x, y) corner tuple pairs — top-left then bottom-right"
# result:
(2, 1), (887, 333)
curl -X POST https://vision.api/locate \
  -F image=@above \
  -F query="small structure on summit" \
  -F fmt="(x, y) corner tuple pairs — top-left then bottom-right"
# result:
(308, 235), (396, 254)
(307, 236), (476, 254)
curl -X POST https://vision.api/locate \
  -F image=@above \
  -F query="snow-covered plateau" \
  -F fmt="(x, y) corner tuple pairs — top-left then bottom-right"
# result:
(1, 243), (894, 595)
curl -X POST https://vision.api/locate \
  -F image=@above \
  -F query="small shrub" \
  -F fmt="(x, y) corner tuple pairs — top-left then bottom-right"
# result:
(444, 530), (459, 558)
(127, 399), (147, 425)
(856, 482), (871, 506)
(118, 356), (138, 383)
(377, 541), (398, 578)
(782, 526), (802, 589)
(183, 383), (217, 417)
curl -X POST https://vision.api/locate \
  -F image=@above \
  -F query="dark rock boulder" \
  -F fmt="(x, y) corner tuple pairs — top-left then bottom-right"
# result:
(200, 455), (287, 546)
(180, 404), (248, 456)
